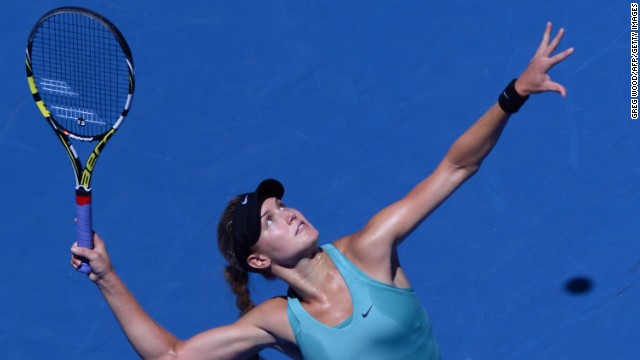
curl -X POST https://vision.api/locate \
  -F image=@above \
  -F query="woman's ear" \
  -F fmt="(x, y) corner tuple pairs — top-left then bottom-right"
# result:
(247, 252), (271, 271)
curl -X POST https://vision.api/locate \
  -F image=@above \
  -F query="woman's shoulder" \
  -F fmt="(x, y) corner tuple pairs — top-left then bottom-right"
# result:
(331, 235), (352, 253)
(248, 296), (289, 320)
(221, 297), (298, 358)
(244, 296), (291, 332)
(260, 295), (289, 310)
(242, 296), (298, 351)
(331, 234), (408, 287)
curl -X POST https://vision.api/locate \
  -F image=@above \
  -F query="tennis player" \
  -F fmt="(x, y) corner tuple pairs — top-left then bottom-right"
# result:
(72, 22), (573, 359)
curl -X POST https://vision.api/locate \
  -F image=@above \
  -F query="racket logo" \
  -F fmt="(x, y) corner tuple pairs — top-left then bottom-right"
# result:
(40, 78), (78, 96)
(50, 106), (101, 126)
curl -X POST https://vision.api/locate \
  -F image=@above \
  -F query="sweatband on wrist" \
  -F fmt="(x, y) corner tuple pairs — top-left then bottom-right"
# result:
(498, 79), (529, 114)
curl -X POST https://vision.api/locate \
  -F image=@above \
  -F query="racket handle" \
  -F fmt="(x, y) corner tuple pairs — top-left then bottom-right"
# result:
(76, 191), (93, 274)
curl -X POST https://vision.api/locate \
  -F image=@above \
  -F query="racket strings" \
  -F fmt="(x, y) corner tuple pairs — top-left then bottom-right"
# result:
(30, 12), (131, 138)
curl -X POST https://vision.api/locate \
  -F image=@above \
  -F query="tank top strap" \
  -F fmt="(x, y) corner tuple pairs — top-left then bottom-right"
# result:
(321, 244), (374, 317)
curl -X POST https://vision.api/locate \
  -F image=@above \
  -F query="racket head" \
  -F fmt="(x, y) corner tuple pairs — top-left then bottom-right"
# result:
(26, 7), (135, 141)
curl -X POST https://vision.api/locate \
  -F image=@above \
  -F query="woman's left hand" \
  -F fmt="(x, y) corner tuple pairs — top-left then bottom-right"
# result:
(516, 22), (574, 97)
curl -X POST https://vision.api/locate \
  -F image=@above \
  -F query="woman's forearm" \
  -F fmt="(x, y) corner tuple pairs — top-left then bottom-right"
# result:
(96, 272), (180, 359)
(444, 102), (510, 173)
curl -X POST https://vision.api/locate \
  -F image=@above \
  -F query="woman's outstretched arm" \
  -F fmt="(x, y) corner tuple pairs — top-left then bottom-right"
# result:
(72, 233), (183, 358)
(340, 22), (574, 281)
(71, 233), (290, 359)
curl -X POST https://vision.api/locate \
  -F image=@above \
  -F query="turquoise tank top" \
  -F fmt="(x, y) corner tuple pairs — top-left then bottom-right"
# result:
(286, 244), (441, 360)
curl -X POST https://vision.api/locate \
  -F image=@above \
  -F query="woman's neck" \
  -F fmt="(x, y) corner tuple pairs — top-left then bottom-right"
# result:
(275, 247), (337, 303)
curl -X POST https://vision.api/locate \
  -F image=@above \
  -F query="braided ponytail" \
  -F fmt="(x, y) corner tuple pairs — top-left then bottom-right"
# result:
(223, 264), (257, 316)
(217, 195), (263, 360)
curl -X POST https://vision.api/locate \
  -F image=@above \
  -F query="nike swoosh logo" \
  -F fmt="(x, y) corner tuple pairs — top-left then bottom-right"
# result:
(362, 302), (373, 317)
(242, 195), (248, 204)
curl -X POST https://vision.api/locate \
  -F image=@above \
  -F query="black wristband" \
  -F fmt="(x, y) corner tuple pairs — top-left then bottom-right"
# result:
(498, 78), (529, 114)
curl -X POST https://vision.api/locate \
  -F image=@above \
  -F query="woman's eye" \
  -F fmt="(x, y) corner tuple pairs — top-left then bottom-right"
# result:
(278, 202), (286, 210)
(266, 218), (273, 227)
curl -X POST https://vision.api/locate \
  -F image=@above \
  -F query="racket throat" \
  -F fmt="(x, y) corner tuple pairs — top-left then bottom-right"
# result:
(75, 187), (92, 205)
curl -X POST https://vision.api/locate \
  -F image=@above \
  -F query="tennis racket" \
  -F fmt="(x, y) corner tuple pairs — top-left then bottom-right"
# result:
(26, 7), (135, 274)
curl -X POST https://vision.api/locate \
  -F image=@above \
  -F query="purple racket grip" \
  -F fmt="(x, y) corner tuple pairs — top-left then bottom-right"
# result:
(76, 193), (93, 274)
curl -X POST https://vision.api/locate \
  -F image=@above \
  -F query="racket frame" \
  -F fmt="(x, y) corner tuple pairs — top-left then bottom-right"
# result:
(25, 7), (135, 273)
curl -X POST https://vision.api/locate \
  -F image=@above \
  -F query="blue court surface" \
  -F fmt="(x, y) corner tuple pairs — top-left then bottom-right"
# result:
(1, 1), (638, 359)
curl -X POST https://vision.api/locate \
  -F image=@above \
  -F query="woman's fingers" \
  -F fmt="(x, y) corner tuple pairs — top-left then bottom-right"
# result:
(536, 22), (553, 55)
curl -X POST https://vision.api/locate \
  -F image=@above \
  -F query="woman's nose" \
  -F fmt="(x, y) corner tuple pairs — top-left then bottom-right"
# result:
(286, 210), (297, 223)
